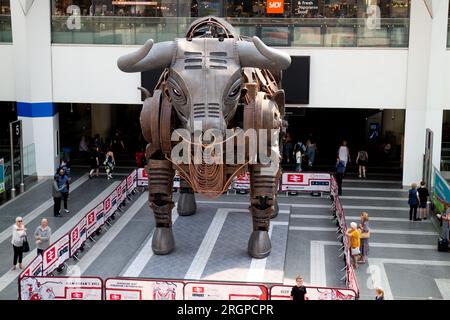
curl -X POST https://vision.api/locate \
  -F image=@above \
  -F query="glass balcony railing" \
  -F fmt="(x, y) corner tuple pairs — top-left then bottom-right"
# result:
(51, 16), (410, 48)
(0, 15), (12, 43)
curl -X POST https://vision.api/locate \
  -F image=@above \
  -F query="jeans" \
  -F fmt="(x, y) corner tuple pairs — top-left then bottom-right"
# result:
(54, 197), (61, 216)
(13, 245), (23, 265)
(336, 172), (344, 196)
(409, 204), (418, 220)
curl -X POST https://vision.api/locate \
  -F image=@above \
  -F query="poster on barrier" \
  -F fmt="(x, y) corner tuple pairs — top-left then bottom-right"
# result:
(19, 277), (103, 300)
(42, 235), (70, 275)
(70, 217), (87, 257)
(281, 172), (331, 192)
(137, 168), (148, 187)
(104, 190), (118, 221)
(233, 172), (250, 192)
(105, 278), (184, 300)
(20, 255), (43, 279)
(86, 203), (104, 238)
(184, 282), (268, 300)
(116, 179), (127, 204)
(347, 268), (359, 296)
(127, 170), (137, 195)
(269, 285), (356, 300)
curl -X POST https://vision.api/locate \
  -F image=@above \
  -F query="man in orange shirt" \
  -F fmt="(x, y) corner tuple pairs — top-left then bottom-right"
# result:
(347, 222), (361, 269)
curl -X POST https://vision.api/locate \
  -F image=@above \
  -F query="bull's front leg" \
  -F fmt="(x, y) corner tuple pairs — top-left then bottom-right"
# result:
(248, 164), (278, 259)
(177, 178), (197, 216)
(148, 159), (176, 255)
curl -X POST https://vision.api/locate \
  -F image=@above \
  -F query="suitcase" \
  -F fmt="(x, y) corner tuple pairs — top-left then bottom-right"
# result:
(438, 237), (449, 252)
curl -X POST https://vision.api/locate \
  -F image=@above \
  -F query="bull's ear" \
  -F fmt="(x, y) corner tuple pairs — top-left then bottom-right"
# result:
(117, 40), (175, 72)
(237, 37), (291, 70)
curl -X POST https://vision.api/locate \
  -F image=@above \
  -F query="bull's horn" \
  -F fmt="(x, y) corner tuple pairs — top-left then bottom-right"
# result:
(117, 39), (175, 72)
(237, 36), (291, 70)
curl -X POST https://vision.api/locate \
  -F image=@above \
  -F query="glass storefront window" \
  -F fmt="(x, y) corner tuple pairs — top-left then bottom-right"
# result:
(51, 0), (411, 47)
(0, 0), (11, 42)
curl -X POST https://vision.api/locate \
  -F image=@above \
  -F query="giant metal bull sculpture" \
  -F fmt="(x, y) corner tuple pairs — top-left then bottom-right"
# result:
(118, 17), (291, 259)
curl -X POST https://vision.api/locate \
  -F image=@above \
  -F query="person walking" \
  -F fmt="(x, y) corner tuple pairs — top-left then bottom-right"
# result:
(417, 181), (430, 220)
(294, 145), (302, 172)
(358, 212), (370, 264)
(52, 175), (64, 217)
(89, 146), (100, 178)
(375, 287), (385, 300)
(337, 140), (351, 172)
(347, 222), (361, 269)
(336, 158), (345, 196)
(305, 137), (317, 169)
(57, 168), (70, 214)
(290, 275), (307, 301)
(356, 148), (368, 178)
(104, 149), (116, 179)
(11, 217), (27, 270)
(34, 219), (51, 256)
(408, 183), (420, 221)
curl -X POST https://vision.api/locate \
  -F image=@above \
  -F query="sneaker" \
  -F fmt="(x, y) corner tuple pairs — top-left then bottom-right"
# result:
(64, 209), (70, 213)
(11, 266), (16, 271)
(19, 263), (23, 269)
(358, 175), (362, 178)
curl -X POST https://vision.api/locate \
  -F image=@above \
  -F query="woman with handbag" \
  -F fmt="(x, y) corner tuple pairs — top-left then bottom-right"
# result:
(11, 216), (27, 270)
(358, 211), (370, 264)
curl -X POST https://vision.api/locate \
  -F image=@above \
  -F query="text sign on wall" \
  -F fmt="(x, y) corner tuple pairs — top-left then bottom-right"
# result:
(266, 0), (284, 14)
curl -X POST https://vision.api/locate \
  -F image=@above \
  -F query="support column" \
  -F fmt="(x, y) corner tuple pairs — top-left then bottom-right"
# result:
(11, 0), (58, 176)
(403, 0), (449, 186)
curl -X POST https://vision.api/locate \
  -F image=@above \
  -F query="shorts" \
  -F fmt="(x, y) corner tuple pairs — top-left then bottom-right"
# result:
(419, 202), (427, 209)
(351, 247), (360, 256)
(358, 160), (368, 166)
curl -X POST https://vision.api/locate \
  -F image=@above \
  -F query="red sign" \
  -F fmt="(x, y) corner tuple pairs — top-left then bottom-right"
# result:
(71, 227), (79, 243)
(110, 294), (122, 300)
(192, 287), (204, 294)
(45, 247), (56, 264)
(266, 0), (284, 14)
(87, 212), (95, 225)
(287, 174), (304, 183)
(71, 292), (84, 299)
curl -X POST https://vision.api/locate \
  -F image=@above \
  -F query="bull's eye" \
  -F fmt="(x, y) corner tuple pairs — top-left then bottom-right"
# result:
(172, 88), (181, 97)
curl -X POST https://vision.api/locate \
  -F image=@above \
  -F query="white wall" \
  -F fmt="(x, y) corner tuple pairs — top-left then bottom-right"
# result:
(0, 44), (15, 101)
(284, 48), (408, 109)
(52, 45), (141, 104)
(445, 52), (450, 109)
(51, 45), (409, 109)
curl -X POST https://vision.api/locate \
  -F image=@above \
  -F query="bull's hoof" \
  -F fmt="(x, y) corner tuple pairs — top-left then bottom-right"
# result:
(248, 231), (271, 259)
(152, 227), (175, 255)
(177, 192), (197, 216)
(270, 200), (279, 219)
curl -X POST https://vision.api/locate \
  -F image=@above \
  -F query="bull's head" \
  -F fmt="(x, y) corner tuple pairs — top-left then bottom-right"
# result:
(117, 17), (290, 137)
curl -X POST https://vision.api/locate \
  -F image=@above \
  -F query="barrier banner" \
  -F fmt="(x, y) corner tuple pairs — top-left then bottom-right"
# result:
(20, 255), (43, 279)
(105, 278), (184, 300)
(184, 282), (268, 300)
(127, 170), (137, 195)
(433, 168), (450, 214)
(86, 203), (104, 238)
(281, 172), (331, 192)
(42, 235), (70, 275)
(347, 268), (359, 296)
(173, 173), (180, 189)
(233, 172), (250, 191)
(19, 277), (103, 300)
(116, 179), (127, 204)
(270, 285), (356, 300)
(70, 217), (87, 257)
(137, 168), (148, 187)
(104, 190), (118, 221)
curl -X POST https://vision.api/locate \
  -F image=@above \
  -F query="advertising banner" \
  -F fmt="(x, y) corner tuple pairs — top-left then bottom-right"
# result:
(184, 282), (268, 300)
(116, 179), (127, 204)
(270, 285), (356, 300)
(281, 172), (331, 192)
(433, 168), (450, 214)
(86, 203), (104, 238)
(233, 172), (250, 191)
(127, 170), (137, 195)
(266, 0), (284, 14)
(105, 278), (184, 300)
(20, 255), (43, 279)
(104, 190), (118, 221)
(20, 277), (103, 300)
(0, 158), (4, 194)
(42, 235), (70, 275)
(137, 168), (148, 187)
(70, 217), (87, 257)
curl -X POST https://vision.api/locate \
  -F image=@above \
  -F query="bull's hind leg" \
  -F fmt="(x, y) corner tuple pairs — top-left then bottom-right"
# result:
(177, 178), (197, 216)
(248, 164), (278, 259)
(148, 159), (176, 255)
